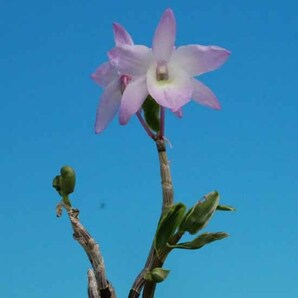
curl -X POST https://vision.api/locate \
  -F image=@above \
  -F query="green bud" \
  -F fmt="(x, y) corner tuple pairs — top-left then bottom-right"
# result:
(168, 232), (229, 250)
(144, 268), (170, 283)
(216, 204), (236, 211)
(154, 203), (186, 257)
(142, 95), (160, 132)
(179, 191), (219, 235)
(52, 166), (76, 207)
(60, 166), (76, 195)
(52, 175), (63, 196)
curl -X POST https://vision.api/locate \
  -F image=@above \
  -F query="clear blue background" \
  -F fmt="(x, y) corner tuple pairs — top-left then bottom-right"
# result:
(1, 0), (297, 297)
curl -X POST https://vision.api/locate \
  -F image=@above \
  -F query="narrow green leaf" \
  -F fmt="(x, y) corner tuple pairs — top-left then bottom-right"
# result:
(168, 232), (229, 250)
(216, 204), (236, 211)
(179, 191), (219, 235)
(142, 96), (160, 132)
(177, 207), (192, 232)
(154, 203), (186, 255)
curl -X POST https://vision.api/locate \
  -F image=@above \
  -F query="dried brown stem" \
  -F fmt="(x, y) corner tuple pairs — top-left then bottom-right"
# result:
(58, 203), (116, 298)
(88, 269), (100, 298)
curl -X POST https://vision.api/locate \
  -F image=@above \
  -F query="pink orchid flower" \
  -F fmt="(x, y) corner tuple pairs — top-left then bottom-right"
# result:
(109, 9), (230, 125)
(91, 23), (133, 133)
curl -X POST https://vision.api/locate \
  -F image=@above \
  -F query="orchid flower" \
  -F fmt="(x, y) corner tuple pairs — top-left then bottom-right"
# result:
(109, 9), (230, 125)
(92, 23), (133, 133)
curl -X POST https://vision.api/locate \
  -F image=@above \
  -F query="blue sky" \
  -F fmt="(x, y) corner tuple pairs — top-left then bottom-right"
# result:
(1, 0), (297, 297)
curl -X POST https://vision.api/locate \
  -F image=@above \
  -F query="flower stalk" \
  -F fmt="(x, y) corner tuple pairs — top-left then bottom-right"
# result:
(136, 111), (156, 139)
(129, 137), (175, 298)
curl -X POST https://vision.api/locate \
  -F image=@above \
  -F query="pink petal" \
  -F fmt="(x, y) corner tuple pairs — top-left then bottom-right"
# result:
(191, 79), (221, 110)
(153, 8), (176, 63)
(172, 45), (230, 76)
(113, 23), (134, 46)
(109, 45), (152, 76)
(95, 80), (122, 133)
(119, 76), (148, 125)
(147, 64), (193, 112)
(91, 62), (118, 88)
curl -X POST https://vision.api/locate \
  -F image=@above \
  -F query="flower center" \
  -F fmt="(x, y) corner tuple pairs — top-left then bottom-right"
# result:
(156, 63), (169, 81)
(120, 75), (131, 93)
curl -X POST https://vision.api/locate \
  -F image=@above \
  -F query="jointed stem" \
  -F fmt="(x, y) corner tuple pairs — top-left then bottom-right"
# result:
(129, 138), (174, 298)
(156, 138), (173, 212)
(59, 203), (116, 298)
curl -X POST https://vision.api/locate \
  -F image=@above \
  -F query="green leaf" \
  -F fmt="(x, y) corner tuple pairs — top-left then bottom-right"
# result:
(144, 268), (170, 283)
(179, 191), (219, 235)
(142, 96), (160, 132)
(216, 204), (236, 211)
(154, 203), (186, 256)
(168, 232), (229, 250)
